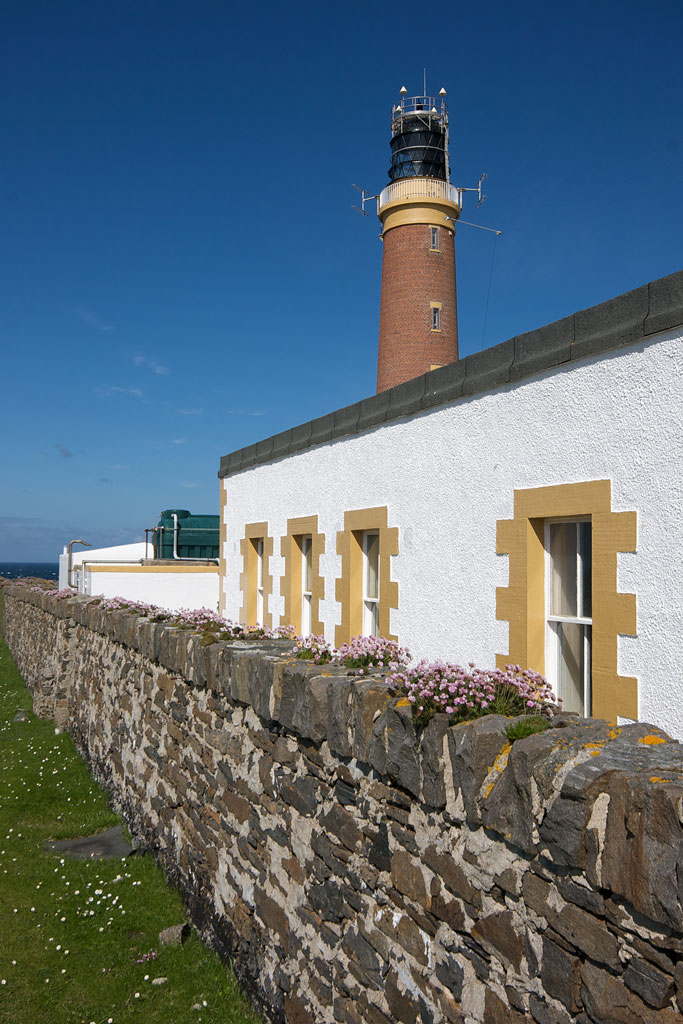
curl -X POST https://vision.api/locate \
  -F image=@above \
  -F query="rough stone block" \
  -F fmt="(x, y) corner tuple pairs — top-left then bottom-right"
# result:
(448, 715), (509, 827)
(471, 909), (523, 971)
(420, 713), (450, 808)
(623, 956), (675, 1009)
(277, 667), (330, 743)
(159, 922), (190, 946)
(368, 703), (421, 797)
(541, 930), (583, 1013)
(391, 849), (429, 906)
(349, 680), (393, 764)
(581, 960), (681, 1023)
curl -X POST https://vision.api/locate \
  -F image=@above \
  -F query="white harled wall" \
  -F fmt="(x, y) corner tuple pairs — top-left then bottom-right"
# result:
(221, 328), (683, 738)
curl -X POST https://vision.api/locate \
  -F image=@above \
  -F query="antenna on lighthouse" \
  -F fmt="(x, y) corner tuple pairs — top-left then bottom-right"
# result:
(351, 183), (378, 217)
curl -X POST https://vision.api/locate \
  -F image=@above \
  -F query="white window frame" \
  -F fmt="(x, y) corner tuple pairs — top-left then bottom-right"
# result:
(431, 306), (441, 331)
(545, 517), (592, 715)
(255, 537), (264, 624)
(430, 226), (439, 250)
(300, 534), (313, 636)
(362, 530), (380, 637)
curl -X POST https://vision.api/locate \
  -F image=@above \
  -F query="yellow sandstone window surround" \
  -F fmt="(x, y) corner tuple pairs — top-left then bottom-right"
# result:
(239, 522), (274, 627)
(280, 515), (325, 636)
(496, 480), (637, 722)
(335, 506), (398, 647)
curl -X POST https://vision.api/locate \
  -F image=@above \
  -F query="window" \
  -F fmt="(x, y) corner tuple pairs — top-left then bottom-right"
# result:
(496, 480), (637, 723)
(280, 516), (324, 636)
(300, 534), (313, 636)
(239, 522), (273, 627)
(335, 507), (398, 647)
(430, 226), (439, 250)
(431, 305), (441, 331)
(546, 520), (592, 714)
(255, 537), (264, 624)
(362, 531), (380, 636)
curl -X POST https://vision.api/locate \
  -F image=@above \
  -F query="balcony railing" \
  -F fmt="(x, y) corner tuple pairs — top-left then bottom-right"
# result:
(378, 178), (462, 212)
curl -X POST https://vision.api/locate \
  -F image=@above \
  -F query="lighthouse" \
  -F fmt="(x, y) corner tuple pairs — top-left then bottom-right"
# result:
(376, 87), (461, 393)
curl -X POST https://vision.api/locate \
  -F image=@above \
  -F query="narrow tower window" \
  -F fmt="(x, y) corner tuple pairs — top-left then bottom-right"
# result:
(431, 305), (441, 331)
(255, 537), (264, 624)
(362, 531), (380, 637)
(546, 519), (592, 715)
(430, 226), (439, 250)
(300, 534), (313, 636)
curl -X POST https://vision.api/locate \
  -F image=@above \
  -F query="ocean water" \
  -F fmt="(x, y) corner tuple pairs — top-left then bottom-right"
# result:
(0, 562), (59, 581)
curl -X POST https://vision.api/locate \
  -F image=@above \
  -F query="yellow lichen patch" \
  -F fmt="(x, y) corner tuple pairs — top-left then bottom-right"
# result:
(590, 750), (601, 757)
(582, 742), (604, 750)
(638, 734), (667, 745)
(396, 697), (411, 708)
(482, 743), (512, 799)
(608, 727), (622, 740)
(650, 777), (674, 784)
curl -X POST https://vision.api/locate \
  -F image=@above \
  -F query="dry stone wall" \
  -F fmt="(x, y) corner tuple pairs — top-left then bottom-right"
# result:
(3, 583), (683, 1023)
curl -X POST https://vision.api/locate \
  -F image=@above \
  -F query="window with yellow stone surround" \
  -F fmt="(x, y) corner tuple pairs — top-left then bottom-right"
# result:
(239, 522), (273, 627)
(335, 507), (398, 647)
(496, 480), (637, 722)
(280, 515), (325, 636)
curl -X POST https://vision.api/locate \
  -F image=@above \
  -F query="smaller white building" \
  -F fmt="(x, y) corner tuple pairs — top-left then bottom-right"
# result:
(59, 542), (219, 612)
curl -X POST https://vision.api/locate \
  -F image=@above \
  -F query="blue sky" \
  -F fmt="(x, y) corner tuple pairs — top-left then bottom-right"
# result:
(2, 0), (682, 561)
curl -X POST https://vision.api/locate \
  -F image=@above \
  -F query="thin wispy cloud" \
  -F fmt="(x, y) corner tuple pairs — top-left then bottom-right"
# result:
(225, 408), (266, 417)
(74, 306), (113, 332)
(111, 385), (143, 397)
(172, 439), (186, 446)
(177, 407), (203, 416)
(108, 464), (129, 471)
(56, 444), (73, 458)
(133, 354), (170, 375)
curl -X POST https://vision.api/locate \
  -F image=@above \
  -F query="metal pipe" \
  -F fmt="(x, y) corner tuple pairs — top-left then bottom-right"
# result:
(67, 538), (90, 588)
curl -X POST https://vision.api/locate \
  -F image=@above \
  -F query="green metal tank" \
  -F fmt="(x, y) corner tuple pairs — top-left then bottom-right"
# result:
(155, 509), (219, 560)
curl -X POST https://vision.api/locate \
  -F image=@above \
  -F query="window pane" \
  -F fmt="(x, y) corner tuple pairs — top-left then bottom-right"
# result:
(549, 522), (577, 617)
(302, 593), (312, 636)
(256, 539), (263, 589)
(303, 535), (313, 593)
(364, 599), (379, 637)
(365, 533), (379, 600)
(553, 621), (586, 714)
(579, 521), (592, 618)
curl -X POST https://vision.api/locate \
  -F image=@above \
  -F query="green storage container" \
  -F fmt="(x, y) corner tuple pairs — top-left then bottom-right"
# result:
(155, 509), (219, 560)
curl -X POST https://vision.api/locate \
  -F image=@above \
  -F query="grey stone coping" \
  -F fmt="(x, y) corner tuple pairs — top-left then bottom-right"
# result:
(217, 268), (681, 478)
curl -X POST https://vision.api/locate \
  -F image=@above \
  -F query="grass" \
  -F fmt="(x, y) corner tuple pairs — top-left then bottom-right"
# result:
(0, 593), (262, 1024)
(504, 715), (551, 743)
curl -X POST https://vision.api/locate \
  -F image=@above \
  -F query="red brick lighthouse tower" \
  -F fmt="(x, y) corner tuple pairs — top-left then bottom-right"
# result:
(376, 88), (461, 393)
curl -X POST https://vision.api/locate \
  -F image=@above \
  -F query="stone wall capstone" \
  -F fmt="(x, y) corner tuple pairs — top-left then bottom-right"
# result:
(3, 583), (683, 1023)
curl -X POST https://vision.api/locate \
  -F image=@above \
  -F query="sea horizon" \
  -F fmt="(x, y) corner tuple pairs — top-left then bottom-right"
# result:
(0, 561), (59, 581)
